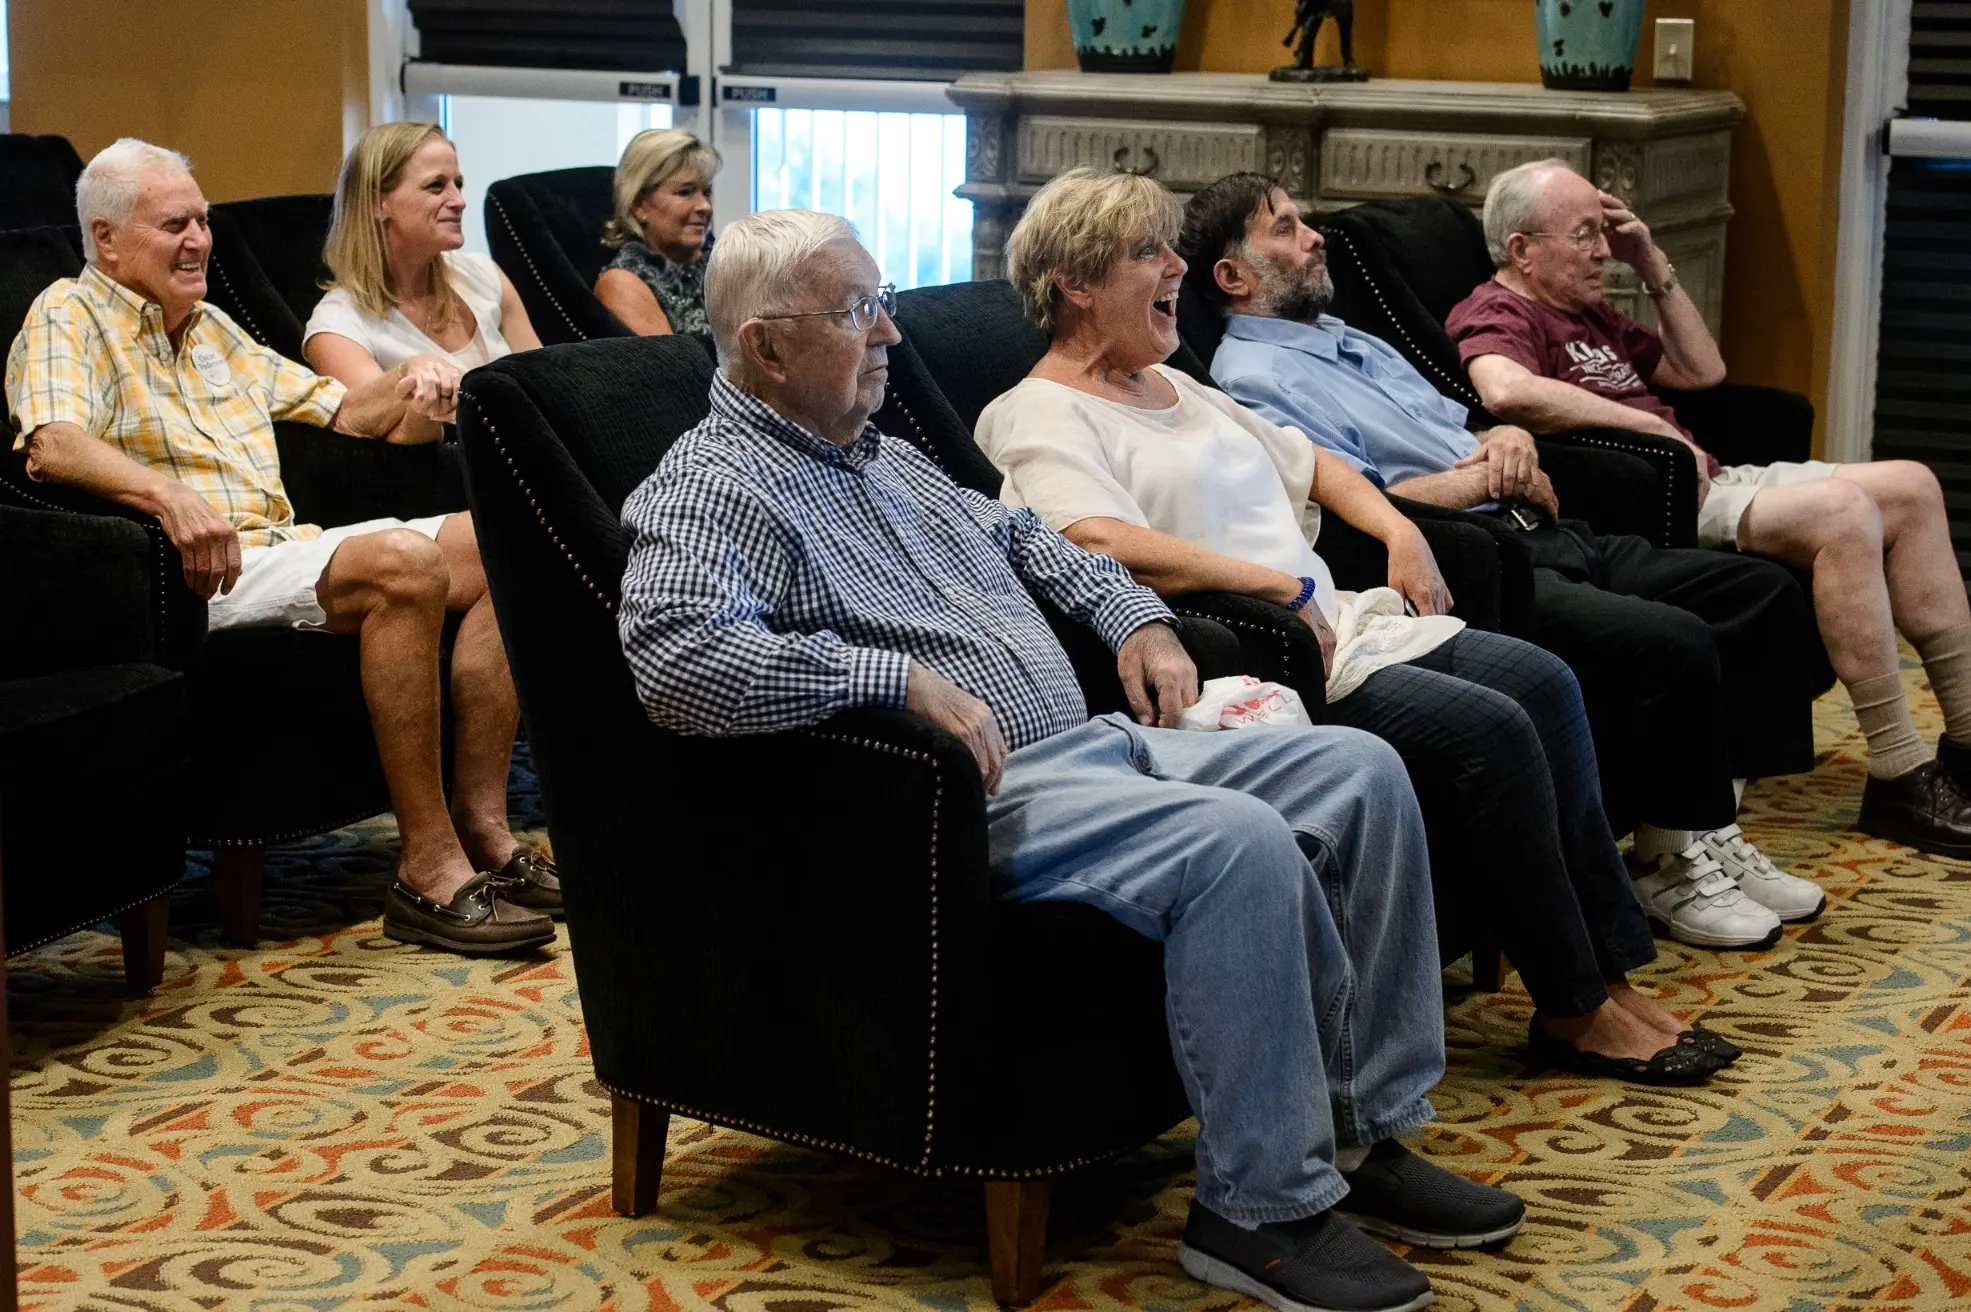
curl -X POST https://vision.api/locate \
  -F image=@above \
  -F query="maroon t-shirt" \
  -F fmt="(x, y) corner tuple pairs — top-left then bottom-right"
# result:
(1446, 280), (1719, 475)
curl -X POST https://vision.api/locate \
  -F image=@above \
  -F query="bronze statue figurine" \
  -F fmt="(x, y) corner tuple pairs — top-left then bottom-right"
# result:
(1271, 0), (1370, 83)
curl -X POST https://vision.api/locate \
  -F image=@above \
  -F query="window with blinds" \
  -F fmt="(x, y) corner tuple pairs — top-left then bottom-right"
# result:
(1873, 1), (1971, 574)
(729, 0), (1023, 81)
(407, 0), (687, 72)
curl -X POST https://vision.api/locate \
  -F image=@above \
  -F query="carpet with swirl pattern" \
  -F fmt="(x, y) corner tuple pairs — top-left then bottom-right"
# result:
(10, 658), (1971, 1311)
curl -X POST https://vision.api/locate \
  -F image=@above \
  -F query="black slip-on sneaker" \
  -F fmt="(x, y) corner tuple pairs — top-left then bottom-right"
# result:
(1336, 1140), (1525, 1250)
(1178, 1202), (1433, 1312)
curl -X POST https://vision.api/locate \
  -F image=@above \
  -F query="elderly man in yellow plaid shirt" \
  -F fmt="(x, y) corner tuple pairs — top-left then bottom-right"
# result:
(5, 138), (556, 956)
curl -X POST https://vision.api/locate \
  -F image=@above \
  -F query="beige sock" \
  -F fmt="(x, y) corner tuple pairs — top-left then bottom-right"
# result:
(1634, 825), (1697, 862)
(1914, 623), (1971, 748)
(1850, 671), (1930, 779)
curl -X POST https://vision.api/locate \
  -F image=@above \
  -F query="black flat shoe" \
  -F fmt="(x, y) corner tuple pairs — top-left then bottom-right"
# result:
(1676, 1025), (1742, 1064)
(1528, 1020), (1720, 1086)
(1337, 1139), (1525, 1250)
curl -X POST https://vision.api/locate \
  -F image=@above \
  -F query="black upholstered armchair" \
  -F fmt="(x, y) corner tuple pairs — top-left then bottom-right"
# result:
(456, 333), (1258, 1305)
(884, 279), (1528, 658)
(0, 132), (83, 229)
(203, 194), (335, 362)
(0, 227), (469, 942)
(0, 434), (467, 943)
(1317, 196), (1816, 550)
(1, 505), (184, 991)
(484, 167), (632, 346)
(879, 279), (1516, 988)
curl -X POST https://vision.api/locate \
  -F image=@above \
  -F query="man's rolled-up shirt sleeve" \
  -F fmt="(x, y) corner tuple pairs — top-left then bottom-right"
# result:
(619, 471), (913, 736)
(961, 489), (1172, 652)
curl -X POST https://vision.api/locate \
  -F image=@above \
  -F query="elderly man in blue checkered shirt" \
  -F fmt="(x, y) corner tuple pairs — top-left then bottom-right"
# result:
(617, 210), (1525, 1312)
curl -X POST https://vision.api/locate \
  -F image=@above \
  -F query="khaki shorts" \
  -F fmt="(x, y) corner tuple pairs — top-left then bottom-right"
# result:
(1697, 460), (1841, 549)
(205, 515), (450, 633)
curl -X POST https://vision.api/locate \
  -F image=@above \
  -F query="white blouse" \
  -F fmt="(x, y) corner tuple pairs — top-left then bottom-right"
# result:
(975, 365), (1461, 702)
(304, 250), (511, 372)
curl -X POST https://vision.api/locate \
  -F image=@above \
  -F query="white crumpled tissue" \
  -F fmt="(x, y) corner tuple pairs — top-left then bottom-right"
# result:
(1175, 675), (1314, 732)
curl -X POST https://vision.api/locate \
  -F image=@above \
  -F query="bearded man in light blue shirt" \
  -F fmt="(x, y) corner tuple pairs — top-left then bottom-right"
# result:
(1180, 171), (1831, 953)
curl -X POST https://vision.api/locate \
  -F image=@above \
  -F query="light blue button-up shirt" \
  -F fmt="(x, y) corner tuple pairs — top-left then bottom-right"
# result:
(1211, 313), (1482, 493)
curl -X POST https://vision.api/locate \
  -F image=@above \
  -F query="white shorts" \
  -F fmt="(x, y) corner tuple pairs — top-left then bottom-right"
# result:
(206, 515), (450, 633)
(1697, 460), (1841, 549)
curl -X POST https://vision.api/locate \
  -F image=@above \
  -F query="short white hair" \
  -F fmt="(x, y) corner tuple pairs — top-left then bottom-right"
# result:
(703, 209), (861, 379)
(77, 138), (193, 262)
(1482, 158), (1578, 267)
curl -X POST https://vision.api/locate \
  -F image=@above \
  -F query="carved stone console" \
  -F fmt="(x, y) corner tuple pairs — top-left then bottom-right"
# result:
(949, 72), (1744, 334)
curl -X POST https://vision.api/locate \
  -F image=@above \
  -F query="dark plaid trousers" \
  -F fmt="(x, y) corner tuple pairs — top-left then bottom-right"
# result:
(1329, 626), (1655, 1017)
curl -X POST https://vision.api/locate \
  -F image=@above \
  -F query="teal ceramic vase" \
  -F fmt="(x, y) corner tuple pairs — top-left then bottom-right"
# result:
(1068, 0), (1188, 73)
(1536, 0), (1647, 91)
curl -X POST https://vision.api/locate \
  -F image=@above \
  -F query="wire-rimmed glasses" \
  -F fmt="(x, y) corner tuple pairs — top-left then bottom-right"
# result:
(1520, 226), (1607, 253)
(752, 283), (898, 332)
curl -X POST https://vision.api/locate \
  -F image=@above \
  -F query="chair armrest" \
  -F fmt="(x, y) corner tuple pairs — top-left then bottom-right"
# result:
(0, 504), (160, 677)
(1043, 599), (1266, 718)
(1317, 502), (1520, 636)
(1167, 591), (1328, 712)
(274, 421), (469, 528)
(1658, 383), (1815, 467)
(1537, 429), (1699, 549)
(0, 450), (209, 669)
(572, 702), (1000, 1165)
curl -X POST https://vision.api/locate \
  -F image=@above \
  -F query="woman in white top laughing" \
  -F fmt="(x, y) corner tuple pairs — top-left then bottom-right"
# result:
(977, 167), (1740, 1088)
(306, 122), (542, 442)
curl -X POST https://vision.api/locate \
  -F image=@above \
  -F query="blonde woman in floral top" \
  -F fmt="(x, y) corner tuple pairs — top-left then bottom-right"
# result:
(595, 129), (720, 336)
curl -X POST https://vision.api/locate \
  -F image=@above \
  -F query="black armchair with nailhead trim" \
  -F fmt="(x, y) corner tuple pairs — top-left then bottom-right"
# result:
(0, 224), (470, 944)
(456, 332), (1277, 1307)
(1315, 196), (1815, 551)
(202, 194), (335, 364)
(0, 504), (183, 992)
(484, 167), (634, 347)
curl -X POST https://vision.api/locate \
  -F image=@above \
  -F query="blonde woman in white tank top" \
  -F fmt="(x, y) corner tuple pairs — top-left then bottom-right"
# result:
(306, 123), (542, 444)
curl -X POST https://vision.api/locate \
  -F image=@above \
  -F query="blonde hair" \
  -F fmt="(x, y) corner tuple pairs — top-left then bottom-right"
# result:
(323, 121), (461, 327)
(604, 128), (722, 249)
(1006, 167), (1183, 335)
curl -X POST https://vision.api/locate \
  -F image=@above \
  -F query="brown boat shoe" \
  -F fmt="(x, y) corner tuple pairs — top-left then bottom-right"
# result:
(488, 846), (563, 918)
(383, 871), (556, 955)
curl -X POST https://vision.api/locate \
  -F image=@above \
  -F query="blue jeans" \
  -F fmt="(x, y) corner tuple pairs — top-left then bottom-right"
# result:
(985, 713), (1444, 1222)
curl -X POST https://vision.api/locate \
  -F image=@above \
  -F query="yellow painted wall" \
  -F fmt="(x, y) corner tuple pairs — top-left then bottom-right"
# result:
(1029, 1), (1853, 445)
(6, 0), (369, 202)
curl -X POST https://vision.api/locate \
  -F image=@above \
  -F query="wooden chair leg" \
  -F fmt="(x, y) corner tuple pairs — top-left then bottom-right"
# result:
(611, 1094), (667, 1217)
(213, 845), (265, 946)
(984, 1180), (1052, 1306)
(1471, 946), (1509, 993)
(118, 892), (170, 994)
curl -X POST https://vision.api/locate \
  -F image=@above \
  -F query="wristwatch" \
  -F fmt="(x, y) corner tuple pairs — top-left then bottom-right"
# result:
(1641, 263), (1681, 298)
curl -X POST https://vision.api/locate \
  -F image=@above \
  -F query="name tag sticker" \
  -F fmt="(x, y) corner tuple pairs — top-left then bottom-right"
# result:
(190, 343), (232, 387)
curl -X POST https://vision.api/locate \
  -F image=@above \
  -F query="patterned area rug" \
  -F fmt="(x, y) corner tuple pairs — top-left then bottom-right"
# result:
(11, 666), (1971, 1311)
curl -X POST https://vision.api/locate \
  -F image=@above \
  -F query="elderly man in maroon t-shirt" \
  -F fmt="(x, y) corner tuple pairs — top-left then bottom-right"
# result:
(1449, 159), (1971, 860)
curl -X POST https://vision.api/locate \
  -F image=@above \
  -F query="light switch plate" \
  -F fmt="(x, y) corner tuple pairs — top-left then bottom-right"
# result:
(1654, 18), (1695, 82)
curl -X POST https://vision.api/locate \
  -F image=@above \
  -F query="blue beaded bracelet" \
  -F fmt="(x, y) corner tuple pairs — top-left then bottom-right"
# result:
(1288, 575), (1319, 612)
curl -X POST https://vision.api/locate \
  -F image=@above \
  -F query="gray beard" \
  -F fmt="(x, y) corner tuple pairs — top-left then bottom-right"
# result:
(1255, 254), (1334, 324)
